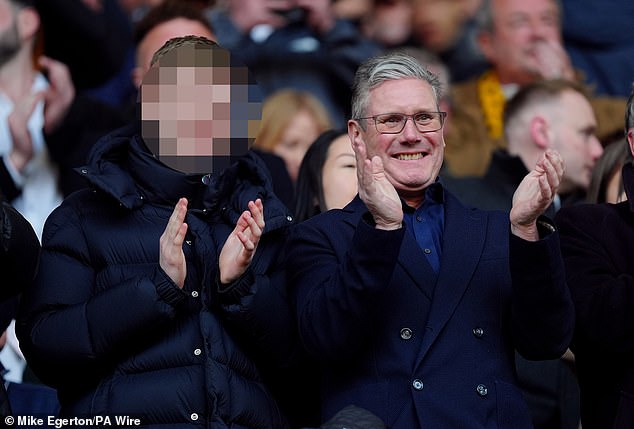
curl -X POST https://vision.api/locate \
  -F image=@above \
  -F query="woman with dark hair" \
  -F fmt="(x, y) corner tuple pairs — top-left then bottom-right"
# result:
(294, 129), (357, 222)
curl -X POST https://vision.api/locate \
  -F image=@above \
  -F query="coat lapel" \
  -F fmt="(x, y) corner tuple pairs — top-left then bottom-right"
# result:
(415, 193), (488, 363)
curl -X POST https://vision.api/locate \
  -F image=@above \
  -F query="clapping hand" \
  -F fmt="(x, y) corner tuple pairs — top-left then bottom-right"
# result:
(160, 198), (189, 289)
(510, 150), (564, 241)
(219, 199), (265, 284)
(352, 137), (403, 230)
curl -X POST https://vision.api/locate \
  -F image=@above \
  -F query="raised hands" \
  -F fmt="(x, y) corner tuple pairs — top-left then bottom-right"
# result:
(352, 136), (403, 230)
(219, 199), (265, 284)
(510, 150), (564, 241)
(160, 198), (188, 289)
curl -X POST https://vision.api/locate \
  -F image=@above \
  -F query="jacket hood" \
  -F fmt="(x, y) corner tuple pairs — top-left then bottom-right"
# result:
(78, 124), (292, 231)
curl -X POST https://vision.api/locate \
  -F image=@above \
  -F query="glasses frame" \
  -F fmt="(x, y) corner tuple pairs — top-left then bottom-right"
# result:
(357, 111), (447, 134)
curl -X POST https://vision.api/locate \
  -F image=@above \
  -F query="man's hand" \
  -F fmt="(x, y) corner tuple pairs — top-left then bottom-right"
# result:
(7, 91), (44, 173)
(219, 199), (265, 284)
(227, 0), (292, 32)
(510, 150), (564, 241)
(529, 40), (575, 81)
(39, 56), (75, 135)
(160, 198), (188, 289)
(352, 136), (403, 230)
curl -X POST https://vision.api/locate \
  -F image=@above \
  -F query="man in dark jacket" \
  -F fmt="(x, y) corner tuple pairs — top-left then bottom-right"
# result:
(16, 36), (296, 428)
(554, 85), (634, 429)
(0, 199), (39, 419)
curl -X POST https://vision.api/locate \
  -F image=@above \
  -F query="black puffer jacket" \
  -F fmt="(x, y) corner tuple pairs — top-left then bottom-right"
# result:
(17, 124), (294, 428)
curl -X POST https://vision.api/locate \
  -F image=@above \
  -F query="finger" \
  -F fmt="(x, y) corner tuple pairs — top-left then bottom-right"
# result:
(236, 230), (255, 252)
(248, 199), (265, 230)
(166, 198), (188, 239)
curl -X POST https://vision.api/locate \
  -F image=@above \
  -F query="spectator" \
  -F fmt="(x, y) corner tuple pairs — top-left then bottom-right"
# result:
(254, 89), (333, 184)
(208, 0), (382, 127)
(443, 0), (626, 177)
(0, 200), (40, 420)
(443, 78), (600, 429)
(586, 138), (632, 204)
(34, 0), (132, 90)
(409, 0), (488, 83)
(17, 36), (296, 428)
(294, 128), (356, 222)
(554, 84), (634, 429)
(287, 51), (574, 428)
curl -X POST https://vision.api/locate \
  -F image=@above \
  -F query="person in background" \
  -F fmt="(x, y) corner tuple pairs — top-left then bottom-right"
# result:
(294, 128), (357, 222)
(554, 84), (634, 429)
(0, 200), (40, 420)
(444, 0), (626, 177)
(208, 0), (382, 128)
(17, 36), (297, 428)
(287, 51), (574, 428)
(409, 0), (488, 83)
(586, 138), (632, 204)
(254, 88), (333, 184)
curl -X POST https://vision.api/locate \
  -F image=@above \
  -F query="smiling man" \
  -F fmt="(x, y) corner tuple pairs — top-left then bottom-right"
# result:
(286, 51), (575, 428)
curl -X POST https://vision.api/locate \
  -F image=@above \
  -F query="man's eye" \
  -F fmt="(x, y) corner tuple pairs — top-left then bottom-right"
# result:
(381, 115), (403, 124)
(415, 113), (433, 122)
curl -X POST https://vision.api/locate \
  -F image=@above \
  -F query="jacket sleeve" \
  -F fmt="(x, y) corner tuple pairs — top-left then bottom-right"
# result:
(16, 200), (187, 388)
(0, 200), (40, 301)
(287, 215), (404, 363)
(509, 220), (575, 360)
(555, 206), (634, 354)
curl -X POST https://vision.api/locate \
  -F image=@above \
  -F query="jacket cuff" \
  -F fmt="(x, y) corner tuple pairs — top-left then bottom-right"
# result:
(217, 268), (255, 303)
(153, 266), (188, 308)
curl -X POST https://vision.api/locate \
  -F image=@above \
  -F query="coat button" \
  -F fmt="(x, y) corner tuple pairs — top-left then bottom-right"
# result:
(400, 328), (412, 340)
(476, 384), (488, 397)
(194, 348), (202, 356)
(190, 413), (198, 421)
(412, 379), (424, 391)
(286, 215), (293, 222)
(191, 291), (199, 298)
(424, 248), (432, 254)
(472, 327), (484, 338)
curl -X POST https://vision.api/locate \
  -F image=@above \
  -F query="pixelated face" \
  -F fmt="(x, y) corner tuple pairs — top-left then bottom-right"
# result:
(140, 42), (262, 174)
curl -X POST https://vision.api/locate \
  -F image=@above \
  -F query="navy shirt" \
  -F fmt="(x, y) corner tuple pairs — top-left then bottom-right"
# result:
(403, 183), (445, 273)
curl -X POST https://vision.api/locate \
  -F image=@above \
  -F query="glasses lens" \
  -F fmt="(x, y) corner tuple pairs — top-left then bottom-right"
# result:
(374, 112), (443, 134)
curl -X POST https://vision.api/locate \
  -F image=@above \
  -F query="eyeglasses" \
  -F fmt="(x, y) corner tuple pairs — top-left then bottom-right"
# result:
(357, 111), (447, 134)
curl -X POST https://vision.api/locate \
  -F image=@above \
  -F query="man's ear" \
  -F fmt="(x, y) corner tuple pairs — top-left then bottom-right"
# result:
(628, 128), (634, 157)
(131, 66), (144, 89)
(348, 120), (361, 149)
(530, 116), (550, 149)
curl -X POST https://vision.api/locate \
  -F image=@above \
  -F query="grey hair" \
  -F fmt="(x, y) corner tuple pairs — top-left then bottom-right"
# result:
(350, 52), (442, 125)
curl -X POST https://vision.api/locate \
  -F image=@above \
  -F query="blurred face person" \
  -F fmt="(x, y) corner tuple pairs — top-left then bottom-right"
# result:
(273, 109), (323, 182)
(411, 0), (470, 53)
(351, 78), (445, 201)
(140, 38), (261, 174)
(133, 18), (215, 87)
(322, 134), (357, 209)
(478, 0), (563, 85)
(549, 90), (603, 193)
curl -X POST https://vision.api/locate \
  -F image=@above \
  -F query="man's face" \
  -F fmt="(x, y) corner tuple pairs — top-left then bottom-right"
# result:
(480, 0), (562, 84)
(550, 90), (603, 193)
(140, 42), (261, 174)
(352, 78), (445, 198)
(0, 0), (21, 68)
